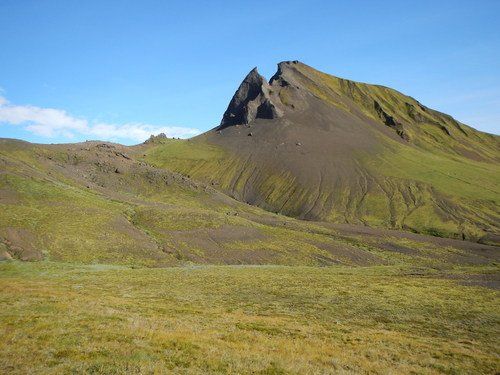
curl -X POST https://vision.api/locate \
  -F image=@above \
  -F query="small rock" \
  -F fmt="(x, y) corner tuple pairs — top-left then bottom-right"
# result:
(248, 132), (253, 137)
(144, 133), (167, 144)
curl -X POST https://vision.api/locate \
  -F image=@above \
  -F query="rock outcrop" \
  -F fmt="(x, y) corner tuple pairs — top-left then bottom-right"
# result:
(219, 68), (283, 129)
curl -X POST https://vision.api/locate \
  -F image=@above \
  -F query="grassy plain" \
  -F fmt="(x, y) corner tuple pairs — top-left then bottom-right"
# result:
(1, 261), (498, 374)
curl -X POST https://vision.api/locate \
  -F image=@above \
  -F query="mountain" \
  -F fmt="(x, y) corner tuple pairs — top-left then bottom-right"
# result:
(144, 61), (499, 244)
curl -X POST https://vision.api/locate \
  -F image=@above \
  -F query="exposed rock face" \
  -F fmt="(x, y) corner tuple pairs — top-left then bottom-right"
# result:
(270, 60), (299, 87)
(373, 100), (410, 141)
(219, 68), (283, 129)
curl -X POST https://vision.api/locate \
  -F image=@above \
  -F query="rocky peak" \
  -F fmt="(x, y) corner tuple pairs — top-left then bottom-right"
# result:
(219, 67), (283, 129)
(270, 60), (303, 85)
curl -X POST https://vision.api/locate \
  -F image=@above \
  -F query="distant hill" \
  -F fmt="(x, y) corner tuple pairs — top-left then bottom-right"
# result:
(144, 61), (499, 243)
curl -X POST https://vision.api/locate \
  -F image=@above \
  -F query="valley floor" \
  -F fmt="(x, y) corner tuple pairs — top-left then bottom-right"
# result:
(0, 261), (498, 374)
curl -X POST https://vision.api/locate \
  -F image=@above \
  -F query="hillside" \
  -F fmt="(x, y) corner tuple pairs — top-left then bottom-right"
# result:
(143, 61), (500, 243)
(0, 62), (499, 265)
(0, 137), (497, 266)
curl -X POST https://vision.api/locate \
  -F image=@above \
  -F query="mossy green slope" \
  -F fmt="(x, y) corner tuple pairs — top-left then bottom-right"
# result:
(142, 61), (499, 243)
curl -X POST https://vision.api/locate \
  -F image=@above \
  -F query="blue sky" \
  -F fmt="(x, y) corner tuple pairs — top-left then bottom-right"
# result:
(0, 0), (499, 144)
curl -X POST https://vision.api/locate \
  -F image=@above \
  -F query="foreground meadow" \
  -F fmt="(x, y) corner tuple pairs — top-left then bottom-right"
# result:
(0, 262), (498, 374)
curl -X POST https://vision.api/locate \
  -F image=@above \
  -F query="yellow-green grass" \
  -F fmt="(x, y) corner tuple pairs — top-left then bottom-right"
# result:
(366, 139), (500, 203)
(298, 63), (498, 159)
(138, 138), (227, 174)
(0, 261), (498, 374)
(360, 138), (500, 238)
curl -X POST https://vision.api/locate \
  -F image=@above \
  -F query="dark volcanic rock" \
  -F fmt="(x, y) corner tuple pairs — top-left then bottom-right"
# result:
(219, 68), (283, 129)
(374, 100), (410, 141)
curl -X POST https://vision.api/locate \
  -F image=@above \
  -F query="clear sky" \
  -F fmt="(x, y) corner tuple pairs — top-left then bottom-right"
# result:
(0, 0), (499, 144)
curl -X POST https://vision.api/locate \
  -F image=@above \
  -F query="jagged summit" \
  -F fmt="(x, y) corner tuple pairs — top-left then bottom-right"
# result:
(219, 60), (323, 130)
(270, 60), (304, 82)
(219, 61), (311, 129)
(218, 67), (283, 129)
(217, 60), (480, 143)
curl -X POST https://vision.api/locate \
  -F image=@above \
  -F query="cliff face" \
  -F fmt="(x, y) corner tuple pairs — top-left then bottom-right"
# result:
(219, 68), (283, 128)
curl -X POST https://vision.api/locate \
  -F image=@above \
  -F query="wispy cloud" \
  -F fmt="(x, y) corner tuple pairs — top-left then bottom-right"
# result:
(0, 95), (200, 142)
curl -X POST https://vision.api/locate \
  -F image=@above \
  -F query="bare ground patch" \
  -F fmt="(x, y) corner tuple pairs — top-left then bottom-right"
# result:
(0, 228), (43, 261)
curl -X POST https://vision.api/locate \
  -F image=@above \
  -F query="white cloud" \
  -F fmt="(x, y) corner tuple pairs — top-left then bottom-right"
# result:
(0, 95), (201, 142)
(88, 122), (200, 141)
